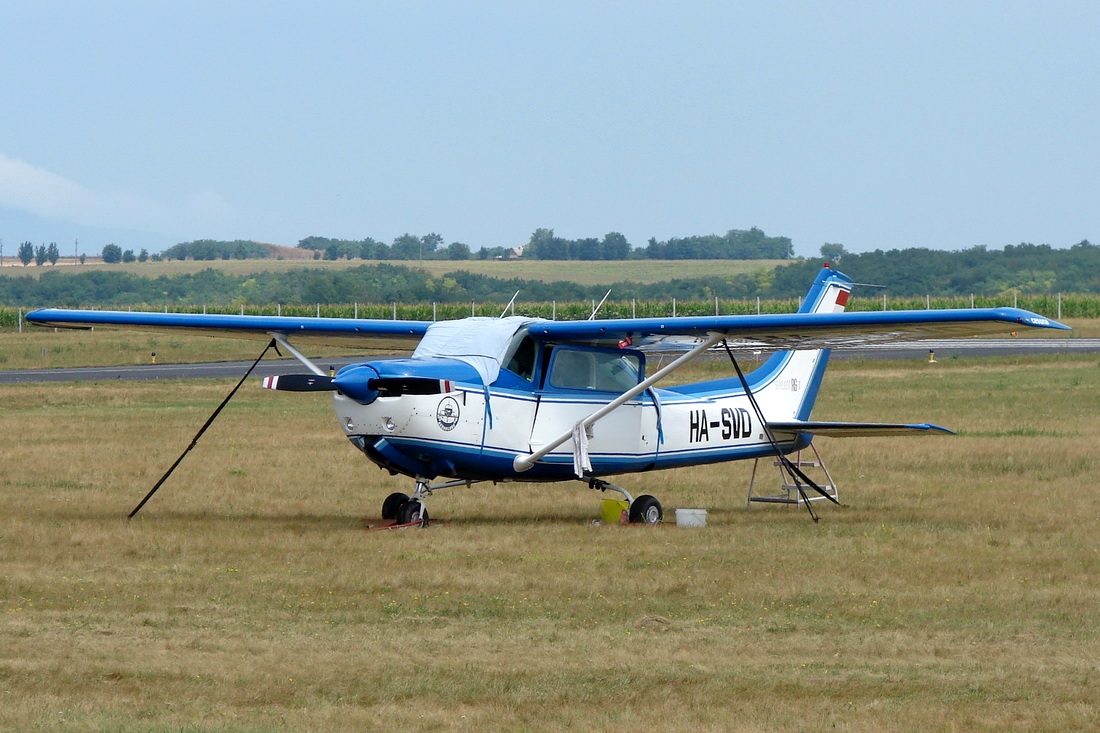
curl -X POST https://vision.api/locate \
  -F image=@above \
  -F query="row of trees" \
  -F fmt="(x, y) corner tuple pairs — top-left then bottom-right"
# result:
(3, 242), (151, 266)
(100, 244), (151, 263)
(161, 240), (271, 261)
(297, 234), (475, 261)
(523, 229), (631, 260)
(296, 227), (795, 262)
(59, 227), (792, 266)
(12, 241), (62, 266)
(778, 240), (1100, 295)
(642, 228), (793, 260)
(523, 227), (794, 260)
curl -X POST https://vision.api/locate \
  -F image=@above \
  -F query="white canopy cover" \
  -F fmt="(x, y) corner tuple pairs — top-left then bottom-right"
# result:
(411, 316), (539, 384)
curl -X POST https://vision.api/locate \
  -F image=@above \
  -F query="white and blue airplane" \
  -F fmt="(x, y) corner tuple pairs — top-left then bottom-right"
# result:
(26, 265), (1068, 525)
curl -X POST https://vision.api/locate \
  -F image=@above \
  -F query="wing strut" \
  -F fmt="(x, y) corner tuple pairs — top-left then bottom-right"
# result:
(127, 338), (278, 519)
(269, 332), (327, 376)
(720, 340), (839, 522)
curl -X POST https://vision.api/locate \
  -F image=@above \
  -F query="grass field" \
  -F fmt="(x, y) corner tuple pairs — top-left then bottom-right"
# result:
(0, 329), (368, 371)
(1, 355), (1098, 731)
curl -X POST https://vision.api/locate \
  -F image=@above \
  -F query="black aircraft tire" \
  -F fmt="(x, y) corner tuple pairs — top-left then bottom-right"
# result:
(382, 492), (410, 521)
(398, 500), (429, 527)
(629, 495), (663, 524)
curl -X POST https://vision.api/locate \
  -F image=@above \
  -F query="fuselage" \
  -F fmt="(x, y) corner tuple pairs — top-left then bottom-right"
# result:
(331, 265), (852, 482)
(333, 348), (825, 482)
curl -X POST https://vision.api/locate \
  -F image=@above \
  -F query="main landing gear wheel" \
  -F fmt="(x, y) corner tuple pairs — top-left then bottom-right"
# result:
(397, 499), (429, 527)
(382, 492), (410, 521)
(629, 495), (663, 524)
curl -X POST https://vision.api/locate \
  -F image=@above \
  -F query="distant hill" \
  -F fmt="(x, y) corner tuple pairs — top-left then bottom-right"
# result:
(4, 242), (1099, 312)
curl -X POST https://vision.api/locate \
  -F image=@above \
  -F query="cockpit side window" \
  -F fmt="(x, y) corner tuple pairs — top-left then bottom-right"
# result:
(548, 347), (641, 393)
(549, 350), (593, 390)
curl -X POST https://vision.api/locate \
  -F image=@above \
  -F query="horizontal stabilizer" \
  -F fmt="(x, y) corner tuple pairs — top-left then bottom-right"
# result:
(261, 374), (335, 392)
(767, 421), (955, 438)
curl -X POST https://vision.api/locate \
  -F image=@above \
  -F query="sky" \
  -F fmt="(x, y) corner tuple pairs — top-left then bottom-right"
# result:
(1, 1), (1098, 258)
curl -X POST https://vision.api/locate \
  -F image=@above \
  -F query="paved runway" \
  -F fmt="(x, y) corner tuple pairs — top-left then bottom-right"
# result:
(2, 340), (1097, 384)
(830, 338), (1100, 360)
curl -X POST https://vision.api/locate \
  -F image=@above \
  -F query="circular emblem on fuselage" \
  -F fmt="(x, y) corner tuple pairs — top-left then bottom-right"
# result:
(436, 396), (461, 431)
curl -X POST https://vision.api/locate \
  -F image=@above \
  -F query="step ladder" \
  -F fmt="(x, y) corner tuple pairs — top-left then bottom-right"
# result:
(747, 444), (838, 508)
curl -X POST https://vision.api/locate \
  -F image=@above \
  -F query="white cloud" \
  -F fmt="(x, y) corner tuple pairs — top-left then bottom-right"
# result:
(0, 153), (233, 236)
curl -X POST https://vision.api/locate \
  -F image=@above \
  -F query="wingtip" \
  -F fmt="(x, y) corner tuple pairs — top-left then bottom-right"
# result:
(1021, 316), (1072, 331)
(995, 308), (1072, 331)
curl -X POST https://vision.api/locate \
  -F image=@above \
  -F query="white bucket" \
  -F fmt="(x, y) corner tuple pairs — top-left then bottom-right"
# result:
(675, 508), (707, 528)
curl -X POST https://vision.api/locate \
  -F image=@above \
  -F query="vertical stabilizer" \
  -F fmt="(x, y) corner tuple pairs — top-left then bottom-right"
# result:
(739, 265), (854, 421)
(798, 264), (854, 316)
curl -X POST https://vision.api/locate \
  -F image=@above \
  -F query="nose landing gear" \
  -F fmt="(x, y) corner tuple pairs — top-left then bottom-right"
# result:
(380, 484), (429, 528)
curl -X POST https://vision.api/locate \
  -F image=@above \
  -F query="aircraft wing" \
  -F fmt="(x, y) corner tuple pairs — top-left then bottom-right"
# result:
(767, 421), (955, 438)
(27, 303), (1068, 354)
(24, 309), (432, 351)
(529, 307), (1068, 350)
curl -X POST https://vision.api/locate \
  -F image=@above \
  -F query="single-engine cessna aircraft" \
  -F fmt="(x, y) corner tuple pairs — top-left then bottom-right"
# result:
(27, 265), (1068, 525)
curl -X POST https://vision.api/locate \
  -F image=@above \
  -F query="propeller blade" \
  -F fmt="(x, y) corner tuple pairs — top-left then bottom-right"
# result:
(261, 374), (336, 392)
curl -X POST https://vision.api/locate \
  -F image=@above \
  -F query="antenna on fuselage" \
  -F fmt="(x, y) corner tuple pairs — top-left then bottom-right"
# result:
(588, 289), (612, 320)
(499, 291), (520, 318)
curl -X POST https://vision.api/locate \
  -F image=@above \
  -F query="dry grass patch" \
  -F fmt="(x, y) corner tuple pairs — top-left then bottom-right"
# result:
(1, 356), (1098, 731)
(9, 257), (785, 285)
(0, 330), (309, 370)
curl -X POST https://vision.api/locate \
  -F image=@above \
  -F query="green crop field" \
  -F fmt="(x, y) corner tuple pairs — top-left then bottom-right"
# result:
(1, 355), (1097, 731)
